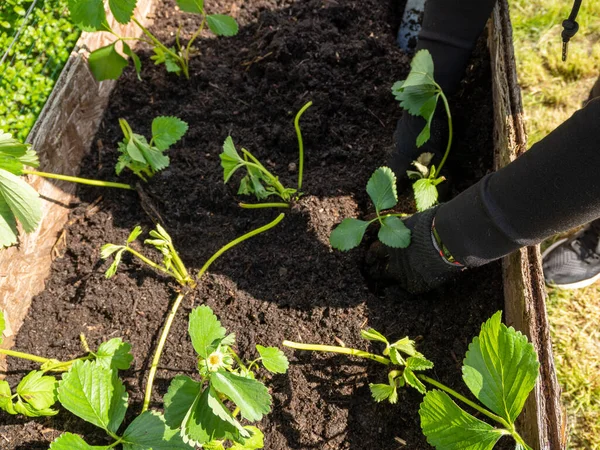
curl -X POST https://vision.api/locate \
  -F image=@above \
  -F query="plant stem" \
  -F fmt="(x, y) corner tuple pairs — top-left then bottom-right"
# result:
(185, 16), (206, 68)
(433, 86), (453, 175)
(142, 214), (285, 411)
(124, 247), (179, 281)
(22, 170), (134, 190)
(241, 149), (288, 198)
(167, 242), (193, 286)
(0, 349), (50, 364)
(282, 341), (391, 366)
(417, 374), (511, 429)
(294, 101), (312, 191)
(197, 213), (285, 279)
(142, 291), (186, 412)
(239, 202), (290, 209)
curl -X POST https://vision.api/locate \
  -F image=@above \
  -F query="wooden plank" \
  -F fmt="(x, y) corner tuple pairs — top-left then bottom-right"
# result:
(488, 1), (567, 448)
(0, 1), (156, 368)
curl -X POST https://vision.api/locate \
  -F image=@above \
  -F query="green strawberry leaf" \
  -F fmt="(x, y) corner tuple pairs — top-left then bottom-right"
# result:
(0, 380), (15, 414)
(182, 387), (249, 446)
(189, 306), (226, 359)
(395, 49), (436, 89)
(220, 136), (244, 182)
(206, 15), (239, 36)
(164, 375), (202, 429)
(0, 310), (5, 345)
(230, 426), (265, 450)
(389, 337), (419, 357)
(0, 131), (39, 173)
(0, 167), (42, 237)
(127, 226), (143, 243)
(360, 328), (389, 345)
(16, 370), (58, 413)
(88, 43), (128, 81)
(176, 0), (204, 14)
(462, 311), (540, 424)
(405, 356), (434, 371)
(58, 360), (128, 433)
(210, 370), (271, 422)
(152, 116), (188, 151)
(122, 42), (142, 80)
(108, 0), (138, 24)
(366, 167), (397, 214)
(256, 345), (289, 374)
(329, 218), (370, 251)
(420, 390), (506, 450)
(67, 0), (111, 31)
(378, 215), (411, 248)
(369, 383), (397, 404)
(403, 368), (426, 394)
(413, 178), (439, 212)
(0, 198), (19, 248)
(49, 433), (110, 449)
(95, 338), (133, 371)
(122, 411), (190, 449)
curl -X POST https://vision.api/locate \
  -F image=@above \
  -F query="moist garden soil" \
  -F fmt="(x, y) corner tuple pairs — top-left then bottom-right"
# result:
(1, 0), (512, 448)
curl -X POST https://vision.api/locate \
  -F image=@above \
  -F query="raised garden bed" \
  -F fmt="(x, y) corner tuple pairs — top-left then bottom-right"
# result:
(0, 0), (564, 448)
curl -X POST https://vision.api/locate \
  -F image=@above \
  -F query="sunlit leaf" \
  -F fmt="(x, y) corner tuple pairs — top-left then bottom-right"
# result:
(366, 167), (397, 214)
(329, 218), (370, 251)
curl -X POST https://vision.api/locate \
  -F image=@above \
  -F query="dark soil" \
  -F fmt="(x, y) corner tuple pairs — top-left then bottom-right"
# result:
(1, 0), (508, 448)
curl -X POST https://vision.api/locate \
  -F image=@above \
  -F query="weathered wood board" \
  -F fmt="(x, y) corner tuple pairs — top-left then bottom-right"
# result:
(489, 1), (567, 448)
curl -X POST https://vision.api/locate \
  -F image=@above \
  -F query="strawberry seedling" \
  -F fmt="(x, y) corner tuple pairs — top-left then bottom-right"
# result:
(164, 305), (288, 448)
(116, 116), (188, 180)
(392, 49), (453, 212)
(68, 0), (239, 80)
(220, 101), (312, 209)
(329, 166), (411, 251)
(284, 312), (538, 449)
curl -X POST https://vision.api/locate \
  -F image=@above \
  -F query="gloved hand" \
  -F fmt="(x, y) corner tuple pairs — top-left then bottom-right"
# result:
(389, 107), (448, 187)
(366, 206), (464, 294)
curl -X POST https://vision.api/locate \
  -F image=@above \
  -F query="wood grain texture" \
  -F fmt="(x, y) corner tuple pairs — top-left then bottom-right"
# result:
(489, 1), (567, 448)
(0, 1), (156, 369)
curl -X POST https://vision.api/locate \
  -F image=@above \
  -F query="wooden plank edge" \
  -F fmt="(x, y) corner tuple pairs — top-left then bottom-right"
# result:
(489, 1), (567, 448)
(0, 0), (157, 370)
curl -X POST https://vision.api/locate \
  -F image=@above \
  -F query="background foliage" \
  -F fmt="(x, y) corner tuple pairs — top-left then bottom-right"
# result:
(0, 0), (79, 141)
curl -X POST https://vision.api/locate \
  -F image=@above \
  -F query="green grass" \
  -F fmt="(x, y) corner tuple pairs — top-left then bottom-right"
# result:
(0, 0), (80, 141)
(511, 0), (600, 144)
(510, 1), (600, 447)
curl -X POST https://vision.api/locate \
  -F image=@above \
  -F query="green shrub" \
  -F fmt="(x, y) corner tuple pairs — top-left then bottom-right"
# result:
(0, 0), (79, 141)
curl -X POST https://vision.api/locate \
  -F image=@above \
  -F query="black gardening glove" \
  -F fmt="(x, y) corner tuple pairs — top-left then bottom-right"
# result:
(389, 107), (448, 188)
(366, 206), (464, 294)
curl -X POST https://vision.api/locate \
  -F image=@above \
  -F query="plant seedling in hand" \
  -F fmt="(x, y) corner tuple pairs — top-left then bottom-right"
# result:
(116, 116), (188, 180)
(392, 49), (453, 212)
(68, 0), (239, 80)
(284, 312), (539, 449)
(0, 131), (133, 249)
(220, 101), (312, 209)
(329, 166), (411, 251)
(164, 305), (288, 448)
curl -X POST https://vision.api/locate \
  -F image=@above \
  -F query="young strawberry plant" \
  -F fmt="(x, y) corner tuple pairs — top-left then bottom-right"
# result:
(68, 0), (239, 80)
(0, 130), (133, 249)
(220, 101), (312, 209)
(163, 305), (289, 448)
(116, 116), (188, 180)
(329, 166), (411, 251)
(284, 311), (539, 449)
(0, 310), (132, 418)
(392, 49), (453, 212)
(101, 214), (285, 413)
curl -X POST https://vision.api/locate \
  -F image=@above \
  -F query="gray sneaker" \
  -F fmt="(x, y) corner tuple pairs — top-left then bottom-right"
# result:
(542, 222), (600, 289)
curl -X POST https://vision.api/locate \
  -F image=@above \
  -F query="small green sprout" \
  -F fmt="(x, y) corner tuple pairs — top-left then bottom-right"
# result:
(284, 312), (539, 449)
(68, 0), (239, 80)
(329, 166), (411, 251)
(220, 101), (312, 209)
(392, 49), (453, 212)
(116, 116), (188, 180)
(164, 305), (288, 448)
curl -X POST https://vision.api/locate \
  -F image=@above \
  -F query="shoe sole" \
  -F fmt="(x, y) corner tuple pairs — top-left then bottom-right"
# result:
(541, 238), (600, 289)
